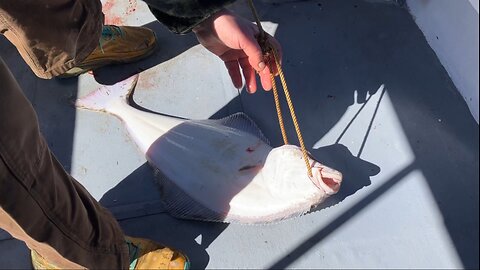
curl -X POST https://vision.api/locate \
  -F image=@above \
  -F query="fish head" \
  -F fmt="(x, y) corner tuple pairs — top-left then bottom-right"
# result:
(309, 159), (343, 195)
(264, 145), (343, 203)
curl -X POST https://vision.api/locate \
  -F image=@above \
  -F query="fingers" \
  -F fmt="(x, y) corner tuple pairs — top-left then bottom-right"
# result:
(239, 29), (267, 74)
(269, 36), (283, 62)
(240, 32), (282, 92)
(239, 58), (257, 93)
(239, 57), (273, 92)
(225, 56), (275, 93)
(222, 24), (282, 93)
(224, 61), (243, 89)
(224, 56), (259, 93)
(259, 66), (272, 91)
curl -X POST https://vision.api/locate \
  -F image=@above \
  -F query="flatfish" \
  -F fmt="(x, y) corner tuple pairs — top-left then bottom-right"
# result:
(76, 75), (342, 224)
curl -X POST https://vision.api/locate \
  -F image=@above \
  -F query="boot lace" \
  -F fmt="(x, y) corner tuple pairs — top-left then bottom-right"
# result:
(126, 239), (140, 270)
(99, 25), (125, 53)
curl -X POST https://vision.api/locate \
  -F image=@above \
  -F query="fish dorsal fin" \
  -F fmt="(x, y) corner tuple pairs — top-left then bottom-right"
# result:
(215, 112), (270, 145)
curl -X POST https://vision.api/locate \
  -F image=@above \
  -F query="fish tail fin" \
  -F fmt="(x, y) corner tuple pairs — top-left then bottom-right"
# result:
(75, 75), (139, 112)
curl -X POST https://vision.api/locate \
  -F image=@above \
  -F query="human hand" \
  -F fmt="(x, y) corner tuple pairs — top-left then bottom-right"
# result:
(193, 9), (282, 93)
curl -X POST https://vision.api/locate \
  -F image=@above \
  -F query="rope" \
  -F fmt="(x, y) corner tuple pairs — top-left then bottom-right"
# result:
(270, 71), (289, 145)
(246, 0), (313, 177)
(271, 48), (313, 177)
(246, 0), (266, 42)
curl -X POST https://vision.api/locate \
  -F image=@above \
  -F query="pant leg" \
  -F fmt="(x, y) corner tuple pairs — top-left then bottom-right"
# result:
(0, 58), (129, 269)
(0, 0), (103, 79)
(0, 208), (84, 269)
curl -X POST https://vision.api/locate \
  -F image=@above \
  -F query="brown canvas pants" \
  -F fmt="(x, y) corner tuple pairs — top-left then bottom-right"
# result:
(0, 1), (130, 269)
(0, 0), (103, 79)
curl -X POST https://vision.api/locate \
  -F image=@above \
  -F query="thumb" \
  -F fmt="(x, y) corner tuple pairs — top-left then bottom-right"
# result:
(240, 34), (266, 72)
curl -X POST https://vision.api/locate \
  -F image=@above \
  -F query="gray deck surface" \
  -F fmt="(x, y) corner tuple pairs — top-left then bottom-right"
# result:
(1, 0), (478, 269)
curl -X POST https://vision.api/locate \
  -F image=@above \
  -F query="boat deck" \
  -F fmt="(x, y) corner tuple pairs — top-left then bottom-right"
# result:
(1, 0), (478, 268)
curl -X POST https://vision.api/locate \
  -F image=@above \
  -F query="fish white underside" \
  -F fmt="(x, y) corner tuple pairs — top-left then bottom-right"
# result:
(76, 76), (342, 224)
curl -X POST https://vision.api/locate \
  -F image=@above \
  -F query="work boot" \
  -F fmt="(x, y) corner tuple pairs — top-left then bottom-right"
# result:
(30, 250), (65, 269)
(61, 25), (157, 77)
(126, 236), (190, 269)
(30, 236), (190, 269)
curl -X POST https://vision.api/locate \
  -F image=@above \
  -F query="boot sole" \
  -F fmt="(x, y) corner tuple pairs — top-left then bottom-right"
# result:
(58, 39), (158, 78)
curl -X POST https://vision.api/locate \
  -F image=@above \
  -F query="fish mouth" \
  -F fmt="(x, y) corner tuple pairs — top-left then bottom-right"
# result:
(309, 162), (343, 195)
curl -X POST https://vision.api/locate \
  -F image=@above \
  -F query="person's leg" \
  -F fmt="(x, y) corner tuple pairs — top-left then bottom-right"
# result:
(0, 58), (129, 269)
(0, 208), (85, 269)
(0, 0), (103, 78)
(0, 57), (189, 269)
(0, 0), (156, 79)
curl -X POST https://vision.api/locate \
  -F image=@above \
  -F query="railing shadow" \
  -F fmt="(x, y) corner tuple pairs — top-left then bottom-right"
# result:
(252, 0), (479, 268)
(268, 162), (417, 269)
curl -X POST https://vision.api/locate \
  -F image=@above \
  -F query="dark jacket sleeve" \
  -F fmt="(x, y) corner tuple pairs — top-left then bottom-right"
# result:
(143, 0), (237, 34)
